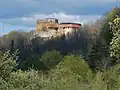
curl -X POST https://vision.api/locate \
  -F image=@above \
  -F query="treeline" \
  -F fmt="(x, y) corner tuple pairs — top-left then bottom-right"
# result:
(0, 7), (120, 90)
(0, 24), (98, 70)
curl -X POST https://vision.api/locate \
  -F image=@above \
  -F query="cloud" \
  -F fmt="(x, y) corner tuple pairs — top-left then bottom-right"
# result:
(49, 0), (118, 5)
(0, 0), (119, 19)
(88, 0), (118, 3)
(0, 12), (102, 27)
(0, 0), (119, 33)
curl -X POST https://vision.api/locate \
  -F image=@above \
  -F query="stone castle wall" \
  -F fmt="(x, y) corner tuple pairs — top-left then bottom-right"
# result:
(36, 18), (81, 38)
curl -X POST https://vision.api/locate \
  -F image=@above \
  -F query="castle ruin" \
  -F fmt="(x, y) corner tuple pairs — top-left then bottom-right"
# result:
(36, 18), (81, 39)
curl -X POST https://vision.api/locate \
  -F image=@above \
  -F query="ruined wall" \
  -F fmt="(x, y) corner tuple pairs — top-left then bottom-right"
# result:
(36, 18), (81, 39)
(36, 18), (58, 33)
(37, 30), (57, 38)
(58, 28), (74, 36)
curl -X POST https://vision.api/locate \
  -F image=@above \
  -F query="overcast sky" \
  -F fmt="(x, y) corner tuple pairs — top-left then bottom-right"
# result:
(0, 0), (120, 35)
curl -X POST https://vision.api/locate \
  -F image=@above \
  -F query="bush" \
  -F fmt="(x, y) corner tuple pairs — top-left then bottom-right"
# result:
(41, 50), (62, 69)
(91, 71), (107, 90)
(57, 55), (92, 81)
(0, 50), (18, 90)
(44, 71), (90, 90)
(19, 54), (48, 70)
(41, 55), (92, 90)
(9, 70), (49, 90)
(0, 50), (18, 81)
(1, 51), (120, 90)
(91, 64), (120, 90)
(0, 77), (10, 90)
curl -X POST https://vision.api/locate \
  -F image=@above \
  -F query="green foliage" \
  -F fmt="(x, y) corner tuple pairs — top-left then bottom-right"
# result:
(101, 7), (120, 45)
(1, 7), (120, 90)
(0, 50), (18, 81)
(41, 50), (62, 69)
(88, 43), (110, 70)
(1, 50), (120, 90)
(105, 66), (120, 90)
(45, 71), (90, 90)
(91, 71), (107, 90)
(19, 54), (48, 70)
(42, 55), (92, 90)
(90, 63), (120, 90)
(1, 31), (27, 48)
(57, 55), (92, 82)
(106, 7), (120, 22)
(0, 50), (18, 90)
(8, 70), (47, 89)
(110, 17), (120, 62)
(0, 77), (10, 90)
(88, 44), (102, 69)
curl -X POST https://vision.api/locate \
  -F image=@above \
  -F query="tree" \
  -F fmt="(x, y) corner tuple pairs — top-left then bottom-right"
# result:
(0, 31), (27, 49)
(88, 41), (111, 70)
(110, 16), (120, 63)
(41, 50), (62, 69)
(18, 53), (48, 70)
(88, 43), (102, 70)
(0, 50), (18, 81)
(57, 55), (92, 81)
(101, 7), (120, 45)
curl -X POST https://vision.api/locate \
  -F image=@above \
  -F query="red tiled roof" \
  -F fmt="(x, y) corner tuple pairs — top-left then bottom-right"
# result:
(46, 23), (81, 28)
(59, 24), (81, 28)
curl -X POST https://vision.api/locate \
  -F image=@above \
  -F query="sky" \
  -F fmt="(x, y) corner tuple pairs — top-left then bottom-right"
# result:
(0, 0), (120, 35)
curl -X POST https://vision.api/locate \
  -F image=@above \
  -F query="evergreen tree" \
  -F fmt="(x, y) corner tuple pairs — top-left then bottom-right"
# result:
(88, 43), (102, 70)
(88, 41), (111, 70)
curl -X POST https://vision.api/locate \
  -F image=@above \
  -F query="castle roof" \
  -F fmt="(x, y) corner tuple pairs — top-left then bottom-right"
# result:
(59, 23), (81, 28)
